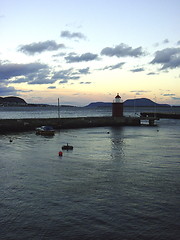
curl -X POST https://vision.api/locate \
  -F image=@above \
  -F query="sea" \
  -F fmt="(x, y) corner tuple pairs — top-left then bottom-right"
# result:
(0, 106), (180, 240)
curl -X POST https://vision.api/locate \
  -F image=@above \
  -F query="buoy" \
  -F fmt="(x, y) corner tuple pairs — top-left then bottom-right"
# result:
(62, 143), (73, 150)
(59, 151), (63, 157)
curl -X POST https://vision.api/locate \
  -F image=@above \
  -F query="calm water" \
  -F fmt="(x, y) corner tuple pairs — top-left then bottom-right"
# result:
(0, 105), (180, 119)
(0, 108), (180, 239)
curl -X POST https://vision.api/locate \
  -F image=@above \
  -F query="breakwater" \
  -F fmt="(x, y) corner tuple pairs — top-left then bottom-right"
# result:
(0, 116), (140, 133)
(141, 112), (180, 119)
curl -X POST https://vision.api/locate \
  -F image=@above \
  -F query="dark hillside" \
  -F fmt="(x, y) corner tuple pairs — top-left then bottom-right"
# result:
(124, 98), (169, 107)
(0, 96), (27, 105)
(85, 98), (170, 108)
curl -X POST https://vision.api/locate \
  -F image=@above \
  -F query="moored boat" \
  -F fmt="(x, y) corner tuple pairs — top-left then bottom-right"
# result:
(36, 126), (55, 136)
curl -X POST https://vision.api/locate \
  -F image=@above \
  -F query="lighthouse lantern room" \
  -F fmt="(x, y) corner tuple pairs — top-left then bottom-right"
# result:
(112, 93), (123, 117)
(114, 93), (121, 102)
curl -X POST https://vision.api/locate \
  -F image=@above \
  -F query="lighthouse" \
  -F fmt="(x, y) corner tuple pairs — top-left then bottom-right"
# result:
(112, 93), (123, 117)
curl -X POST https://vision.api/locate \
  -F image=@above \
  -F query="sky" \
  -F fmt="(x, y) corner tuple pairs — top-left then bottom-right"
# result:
(0, 0), (180, 106)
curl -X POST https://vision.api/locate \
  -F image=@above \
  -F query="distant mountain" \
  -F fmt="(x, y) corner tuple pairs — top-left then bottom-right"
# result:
(124, 98), (170, 107)
(0, 96), (27, 105)
(86, 102), (112, 108)
(85, 98), (170, 108)
(0, 96), (171, 108)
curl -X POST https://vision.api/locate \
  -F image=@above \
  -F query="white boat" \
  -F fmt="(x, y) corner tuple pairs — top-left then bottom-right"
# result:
(36, 126), (55, 136)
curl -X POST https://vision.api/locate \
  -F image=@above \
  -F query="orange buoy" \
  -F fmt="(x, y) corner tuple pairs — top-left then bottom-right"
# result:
(59, 151), (63, 157)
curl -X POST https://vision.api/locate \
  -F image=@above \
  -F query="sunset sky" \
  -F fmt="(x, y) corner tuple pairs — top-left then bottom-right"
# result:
(0, 0), (180, 106)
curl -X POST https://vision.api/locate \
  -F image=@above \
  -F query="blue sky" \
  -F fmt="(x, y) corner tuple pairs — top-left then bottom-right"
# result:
(0, 0), (180, 105)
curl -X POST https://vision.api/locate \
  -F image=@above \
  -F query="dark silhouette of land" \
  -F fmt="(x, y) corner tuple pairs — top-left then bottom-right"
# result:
(0, 96), (178, 108)
(85, 98), (170, 107)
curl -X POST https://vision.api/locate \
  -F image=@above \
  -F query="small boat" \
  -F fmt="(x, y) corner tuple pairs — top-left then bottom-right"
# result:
(62, 143), (73, 150)
(36, 126), (55, 136)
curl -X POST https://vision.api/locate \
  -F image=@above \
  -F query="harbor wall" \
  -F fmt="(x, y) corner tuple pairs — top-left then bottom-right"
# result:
(0, 116), (140, 133)
(141, 112), (180, 119)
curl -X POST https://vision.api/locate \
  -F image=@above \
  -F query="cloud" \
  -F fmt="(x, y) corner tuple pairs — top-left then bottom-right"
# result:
(162, 94), (175, 96)
(12, 77), (29, 84)
(59, 80), (68, 84)
(28, 69), (55, 85)
(0, 62), (59, 85)
(48, 86), (56, 89)
(151, 48), (179, 63)
(153, 39), (169, 47)
(28, 77), (55, 85)
(65, 52), (98, 63)
(0, 83), (32, 95)
(0, 58), (92, 87)
(18, 40), (65, 55)
(79, 82), (91, 84)
(78, 67), (90, 74)
(52, 67), (91, 84)
(61, 30), (86, 40)
(130, 67), (144, 72)
(147, 72), (158, 75)
(162, 39), (169, 44)
(101, 43), (144, 58)
(130, 90), (151, 95)
(172, 97), (180, 100)
(177, 40), (180, 45)
(53, 52), (66, 57)
(0, 62), (48, 81)
(13, 75), (55, 85)
(103, 62), (125, 70)
(0, 85), (18, 95)
(161, 56), (180, 70)
(151, 47), (180, 69)
(52, 68), (80, 84)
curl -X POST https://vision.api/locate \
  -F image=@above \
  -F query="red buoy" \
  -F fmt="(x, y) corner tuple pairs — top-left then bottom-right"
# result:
(59, 151), (63, 157)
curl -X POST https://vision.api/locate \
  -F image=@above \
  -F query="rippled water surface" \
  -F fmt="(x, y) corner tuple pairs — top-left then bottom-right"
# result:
(0, 116), (180, 240)
(0, 105), (180, 239)
(0, 105), (179, 119)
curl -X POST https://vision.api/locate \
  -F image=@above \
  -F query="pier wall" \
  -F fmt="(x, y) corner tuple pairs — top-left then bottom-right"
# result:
(141, 112), (180, 119)
(0, 116), (140, 133)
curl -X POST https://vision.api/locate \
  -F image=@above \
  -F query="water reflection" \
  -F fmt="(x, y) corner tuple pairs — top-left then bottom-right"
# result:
(109, 127), (125, 161)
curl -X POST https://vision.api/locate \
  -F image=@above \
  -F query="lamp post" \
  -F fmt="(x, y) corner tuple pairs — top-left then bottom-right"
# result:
(58, 98), (60, 118)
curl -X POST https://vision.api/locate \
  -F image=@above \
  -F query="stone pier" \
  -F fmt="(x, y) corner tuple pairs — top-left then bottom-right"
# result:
(0, 116), (141, 133)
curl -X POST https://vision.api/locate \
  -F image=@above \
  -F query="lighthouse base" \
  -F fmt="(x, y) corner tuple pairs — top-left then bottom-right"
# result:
(112, 102), (123, 117)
